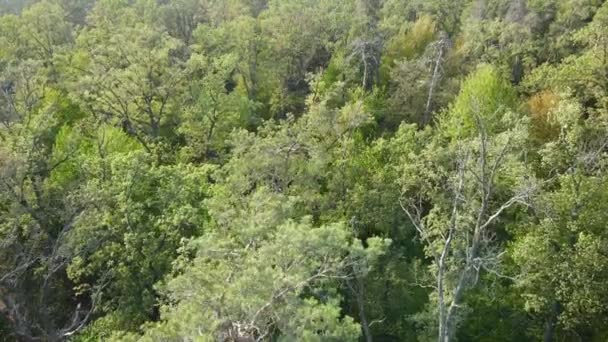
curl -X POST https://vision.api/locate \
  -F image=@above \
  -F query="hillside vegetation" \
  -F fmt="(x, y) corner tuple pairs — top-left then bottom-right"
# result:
(1, 0), (608, 341)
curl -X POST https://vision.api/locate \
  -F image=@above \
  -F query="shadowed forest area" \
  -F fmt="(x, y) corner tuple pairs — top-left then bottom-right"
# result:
(1, 0), (608, 341)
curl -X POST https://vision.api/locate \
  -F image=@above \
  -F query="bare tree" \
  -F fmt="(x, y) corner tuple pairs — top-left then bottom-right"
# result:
(349, 0), (384, 92)
(346, 275), (373, 342)
(0, 86), (103, 340)
(422, 32), (450, 125)
(400, 114), (535, 342)
(0, 200), (105, 342)
(350, 37), (383, 91)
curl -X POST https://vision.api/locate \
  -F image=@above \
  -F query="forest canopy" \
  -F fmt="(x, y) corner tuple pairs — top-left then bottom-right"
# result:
(1, 0), (608, 341)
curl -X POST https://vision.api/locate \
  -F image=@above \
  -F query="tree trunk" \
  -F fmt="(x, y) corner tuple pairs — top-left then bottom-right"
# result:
(348, 277), (373, 342)
(423, 33), (448, 125)
(543, 301), (560, 342)
(357, 280), (373, 342)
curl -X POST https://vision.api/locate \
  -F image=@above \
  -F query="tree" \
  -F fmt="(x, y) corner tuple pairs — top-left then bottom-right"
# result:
(65, 148), (213, 336)
(522, 2), (608, 115)
(125, 214), (388, 341)
(158, 0), (209, 47)
(348, 0), (383, 92)
(257, 0), (353, 117)
(67, 0), (186, 150)
(444, 64), (517, 137)
(0, 77), (95, 342)
(2, 0), (608, 340)
(397, 66), (534, 341)
(512, 96), (608, 341)
(177, 54), (251, 163)
(18, 1), (73, 62)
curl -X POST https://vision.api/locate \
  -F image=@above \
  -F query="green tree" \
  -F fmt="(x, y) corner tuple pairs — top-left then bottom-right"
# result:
(67, 0), (185, 150)
(0, 75), (93, 342)
(127, 215), (388, 341)
(66, 149), (213, 336)
(177, 54), (251, 163)
(512, 96), (608, 341)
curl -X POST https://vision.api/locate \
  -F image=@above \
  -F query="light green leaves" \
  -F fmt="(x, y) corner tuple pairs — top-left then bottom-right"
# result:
(142, 218), (388, 341)
(442, 64), (518, 138)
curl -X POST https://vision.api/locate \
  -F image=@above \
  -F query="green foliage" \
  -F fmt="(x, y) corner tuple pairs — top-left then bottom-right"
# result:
(1, 0), (608, 341)
(442, 64), (517, 137)
(381, 15), (437, 73)
(10, 1), (72, 61)
(178, 54), (252, 162)
(511, 98), (608, 339)
(67, 152), (213, 331)
(137, 218), (388, 341)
